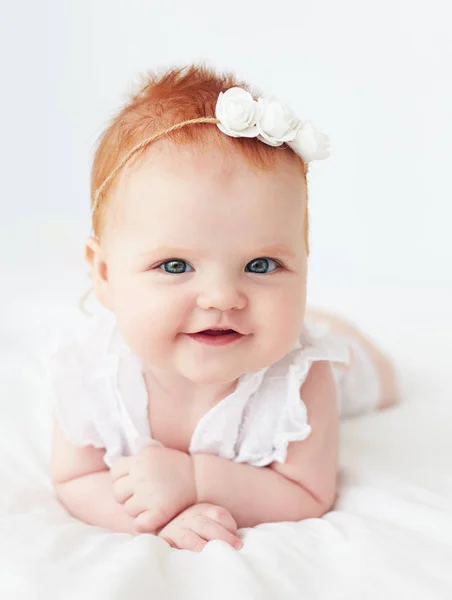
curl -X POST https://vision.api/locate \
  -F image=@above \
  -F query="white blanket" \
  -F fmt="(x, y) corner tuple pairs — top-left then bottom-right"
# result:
(1, 221), (451, 599)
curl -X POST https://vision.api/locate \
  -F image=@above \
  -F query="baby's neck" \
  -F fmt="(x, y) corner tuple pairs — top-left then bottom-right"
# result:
(142, 367), (239, 408)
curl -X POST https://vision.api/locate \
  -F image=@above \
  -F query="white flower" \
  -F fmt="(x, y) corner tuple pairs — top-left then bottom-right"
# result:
(215, 87), (259, 138)
(288, 121), (331, 162)
(214, 86), (331, 163)
(256, 96), (302, 147)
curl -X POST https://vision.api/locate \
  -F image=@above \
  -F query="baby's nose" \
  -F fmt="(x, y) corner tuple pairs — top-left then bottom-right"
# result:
(196, 281), (247, 312)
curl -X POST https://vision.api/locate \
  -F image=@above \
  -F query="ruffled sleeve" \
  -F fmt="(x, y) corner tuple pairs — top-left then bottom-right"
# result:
(270, 321), (350, 465)
(42, 304), (157, 468)
(232, 321), (350, 467)
(44, 314), (110, 452)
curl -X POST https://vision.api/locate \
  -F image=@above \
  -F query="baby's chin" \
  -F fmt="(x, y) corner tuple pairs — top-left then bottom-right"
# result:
(176, 362), (249, 386)
(143, 337), (299, 385)
(174, 352), (280, 385)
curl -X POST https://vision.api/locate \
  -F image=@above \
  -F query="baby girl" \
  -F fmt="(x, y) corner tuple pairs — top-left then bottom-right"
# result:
(48, 64), (399, 552)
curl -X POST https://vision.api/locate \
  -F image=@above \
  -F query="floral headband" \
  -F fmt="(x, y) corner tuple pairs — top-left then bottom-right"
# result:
(92, 87), (330, 210)
(216, 87), (330, 162)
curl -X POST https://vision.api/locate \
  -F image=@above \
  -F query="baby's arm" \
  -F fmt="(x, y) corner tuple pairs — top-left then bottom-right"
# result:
(50, 415), (136, 534)
(192, 360), (339, 528)
(52, 359), (337, 534)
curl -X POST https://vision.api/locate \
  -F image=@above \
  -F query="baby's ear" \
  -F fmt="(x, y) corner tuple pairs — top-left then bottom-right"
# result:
(85, 237), (112, 309)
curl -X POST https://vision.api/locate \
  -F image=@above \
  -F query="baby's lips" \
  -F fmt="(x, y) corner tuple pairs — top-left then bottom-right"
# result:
(197, 329), (237, 336)
(190, 325), (246, 335)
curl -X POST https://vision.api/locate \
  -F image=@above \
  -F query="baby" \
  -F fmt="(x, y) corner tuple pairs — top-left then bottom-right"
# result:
(49, 64), (399, 552)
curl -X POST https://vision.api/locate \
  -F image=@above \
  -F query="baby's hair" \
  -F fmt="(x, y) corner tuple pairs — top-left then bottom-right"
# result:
(90, 63), (310, 247)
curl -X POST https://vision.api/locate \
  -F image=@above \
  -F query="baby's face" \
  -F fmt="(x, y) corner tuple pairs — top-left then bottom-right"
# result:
(98, 143), (308, 384)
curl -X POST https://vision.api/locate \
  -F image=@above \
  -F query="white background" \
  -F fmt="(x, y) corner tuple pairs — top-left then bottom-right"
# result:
(1, 0), (451, 300)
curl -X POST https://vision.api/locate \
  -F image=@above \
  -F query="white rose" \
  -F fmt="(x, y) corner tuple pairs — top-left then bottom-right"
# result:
(288, 121), (331, 161)
(215, 87), (259, 138)
(256, 97), (302, 147)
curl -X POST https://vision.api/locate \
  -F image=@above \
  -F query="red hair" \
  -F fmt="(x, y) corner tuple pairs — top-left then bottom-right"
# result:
(90, 64), (310, 251)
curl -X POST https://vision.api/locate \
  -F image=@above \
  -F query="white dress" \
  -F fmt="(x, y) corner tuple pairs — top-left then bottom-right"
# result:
(45, 303), (381, 469)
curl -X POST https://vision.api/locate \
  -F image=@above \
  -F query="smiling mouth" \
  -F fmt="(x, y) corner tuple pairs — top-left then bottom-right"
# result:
(187, 329), (245, 346)
(198, 329), (237, 336)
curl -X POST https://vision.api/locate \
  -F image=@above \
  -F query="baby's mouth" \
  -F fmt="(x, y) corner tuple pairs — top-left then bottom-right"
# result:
(198, 329), (237, 336)
(187, 328), (244, 346)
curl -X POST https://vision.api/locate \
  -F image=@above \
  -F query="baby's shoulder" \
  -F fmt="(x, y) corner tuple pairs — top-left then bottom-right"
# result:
(230, 322), (347, 467)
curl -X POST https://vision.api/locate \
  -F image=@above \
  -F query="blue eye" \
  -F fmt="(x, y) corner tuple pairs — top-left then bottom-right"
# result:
(245, 258), (280, 274)
(159, 260), (194, 274)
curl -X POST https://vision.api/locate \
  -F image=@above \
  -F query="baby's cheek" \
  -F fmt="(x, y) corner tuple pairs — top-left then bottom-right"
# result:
(117, 288), (188, 361)
(112, 295), (157, 352)
(257, 289), (305, 355)
(270, 311), (303, 350)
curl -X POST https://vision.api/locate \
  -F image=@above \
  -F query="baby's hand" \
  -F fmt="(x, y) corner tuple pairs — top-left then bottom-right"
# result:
(110, 445), (197, 533)
(157, 503), (243, 552)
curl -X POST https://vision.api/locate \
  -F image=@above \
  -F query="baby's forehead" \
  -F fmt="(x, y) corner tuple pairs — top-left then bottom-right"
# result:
(118, 138), (304, 191)
(106, 142), (307, 244)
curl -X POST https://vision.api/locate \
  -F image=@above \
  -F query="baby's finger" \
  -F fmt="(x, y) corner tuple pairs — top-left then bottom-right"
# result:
(109, 457), (131, 481)
(124, 493), (148, 518)
(203, 505), (238, 533)
(112, 476), (133, 504)
(162, 527), (207, 552)
(134, 508), (171, 534)
(191, 516), (243, 550)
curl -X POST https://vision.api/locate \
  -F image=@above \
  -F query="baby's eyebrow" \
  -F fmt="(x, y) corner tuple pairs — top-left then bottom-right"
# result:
(254, 245), (296, 259)
(138, 244), (296, 259)
(138, 246), (201, 259)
